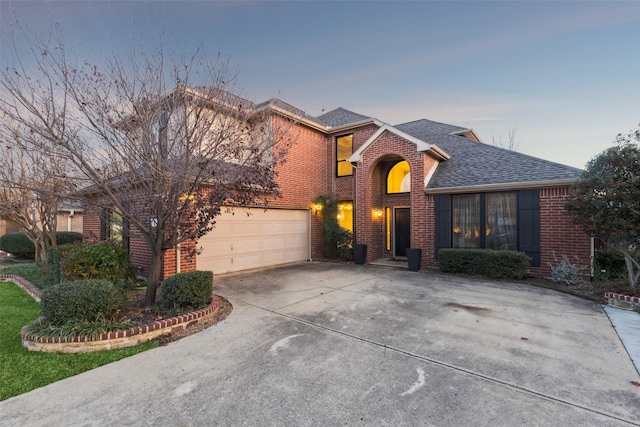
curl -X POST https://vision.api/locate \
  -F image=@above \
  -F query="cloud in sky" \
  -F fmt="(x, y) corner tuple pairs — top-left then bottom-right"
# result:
(1, 0), (638, 169)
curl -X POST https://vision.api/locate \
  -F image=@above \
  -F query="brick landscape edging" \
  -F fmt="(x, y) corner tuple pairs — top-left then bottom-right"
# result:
(1, 274), (222, 353)
(605, 292), (640, 313)
(0, 274), (42, 302)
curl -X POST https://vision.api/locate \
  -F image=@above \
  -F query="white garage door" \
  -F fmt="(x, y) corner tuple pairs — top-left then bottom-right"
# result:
(196, 207), (310, 274)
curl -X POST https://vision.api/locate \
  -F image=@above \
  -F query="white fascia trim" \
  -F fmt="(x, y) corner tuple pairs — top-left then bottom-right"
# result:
(451, 129), (482, 142)
(253, 104), (329, 133)
(424, 178), (578, 194)
(327, 118), (384, 134)
(423, 161), (439, 188)
(348, 123), (450, 163)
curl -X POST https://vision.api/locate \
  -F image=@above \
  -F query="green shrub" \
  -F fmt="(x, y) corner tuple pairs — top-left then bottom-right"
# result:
(439, 249), (531, 279)
(40, 279), (123, 325)
(0, 232), (34, 258)
(162, 271), (213, 309)
(55, 232), (83, 245)
(595, 249), (626, 280)
(0, 232), (82, 259)
(0, 263), (54, 289)
(547, 254), (587, 286)
(59, 241), (131, 288)
(335, 227), (354, 261)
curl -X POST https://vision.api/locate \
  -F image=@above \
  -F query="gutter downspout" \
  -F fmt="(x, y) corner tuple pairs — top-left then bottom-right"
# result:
(176, 243), (181, 274)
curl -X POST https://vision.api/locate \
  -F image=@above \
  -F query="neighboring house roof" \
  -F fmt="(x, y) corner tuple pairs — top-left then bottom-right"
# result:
(315, 107), (372, 128)
(395, 119), (583, 193)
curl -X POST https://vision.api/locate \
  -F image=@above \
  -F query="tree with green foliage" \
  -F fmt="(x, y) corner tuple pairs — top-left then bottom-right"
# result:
(565, 127), (640, 293)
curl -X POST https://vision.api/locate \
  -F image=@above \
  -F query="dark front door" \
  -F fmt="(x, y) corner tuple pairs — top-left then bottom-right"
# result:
(394, 208), (410, 257)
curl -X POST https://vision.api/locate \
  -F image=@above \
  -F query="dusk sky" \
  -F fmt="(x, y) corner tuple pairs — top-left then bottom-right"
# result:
(1, 1), (639, 169)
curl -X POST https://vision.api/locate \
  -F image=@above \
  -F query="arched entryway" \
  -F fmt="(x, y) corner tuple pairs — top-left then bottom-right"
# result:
(368, 155), (412, 260)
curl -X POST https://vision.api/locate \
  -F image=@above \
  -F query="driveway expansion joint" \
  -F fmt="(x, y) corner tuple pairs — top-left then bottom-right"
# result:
(234, 297), (640, 426)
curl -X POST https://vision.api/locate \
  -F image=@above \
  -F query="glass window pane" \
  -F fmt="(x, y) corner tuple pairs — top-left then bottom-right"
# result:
(452, 195), (480, 249)
(387, 161), (411, 193)
(110, 208), (123, 243)
(337, 202), (353, 232)
(337, 135), (353, 177)
(486, 192), (517, 250)
(385, 207), (391, 251)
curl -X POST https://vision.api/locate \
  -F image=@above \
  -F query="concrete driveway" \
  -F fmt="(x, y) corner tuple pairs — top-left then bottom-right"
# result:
(2, 263), (639, 426)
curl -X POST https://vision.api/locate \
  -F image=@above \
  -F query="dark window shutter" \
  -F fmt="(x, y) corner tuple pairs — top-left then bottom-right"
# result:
(122, 216), (130, 253)
(518, 190), (540, 267)
(100, 208), (109, 241)
(434, 194), (451, 258)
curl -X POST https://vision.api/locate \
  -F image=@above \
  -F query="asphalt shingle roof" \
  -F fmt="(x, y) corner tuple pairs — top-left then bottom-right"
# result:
(256, 99), (324, 126)
(395, 119), (583, 189)
(315, 107), (371, 128)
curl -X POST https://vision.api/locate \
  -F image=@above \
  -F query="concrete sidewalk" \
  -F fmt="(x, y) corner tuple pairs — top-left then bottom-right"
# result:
(1, 263), (639, 426)
(604, 305), (640, 376)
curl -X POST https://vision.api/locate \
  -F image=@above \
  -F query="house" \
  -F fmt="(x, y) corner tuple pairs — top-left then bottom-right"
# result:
(83, 88), (590, 280)
(1, 204), (83, 236)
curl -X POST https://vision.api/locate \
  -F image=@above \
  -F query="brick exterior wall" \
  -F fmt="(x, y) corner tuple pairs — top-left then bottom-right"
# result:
(0, 212), (82, 237)
(352, 129), (438, 264)
(81, 103), (591, 282)
(422, 186), (592, 279)
(267, 116), (329, 261)
(536, 187), (591, 279)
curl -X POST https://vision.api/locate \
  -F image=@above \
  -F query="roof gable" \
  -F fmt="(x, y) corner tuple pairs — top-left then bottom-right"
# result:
(348, 123), (450, 163)
(315, 107), (371, 128)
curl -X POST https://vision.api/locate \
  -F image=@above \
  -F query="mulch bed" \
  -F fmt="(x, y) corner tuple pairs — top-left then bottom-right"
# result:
(117, 289), (233, 345)
(476, 274), (634, 304)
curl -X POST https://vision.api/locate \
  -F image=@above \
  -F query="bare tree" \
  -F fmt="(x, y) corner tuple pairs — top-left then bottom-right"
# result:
(0, 120), (72, 265)
(492, 128), (520, 151)
(1, 30), (296, 305)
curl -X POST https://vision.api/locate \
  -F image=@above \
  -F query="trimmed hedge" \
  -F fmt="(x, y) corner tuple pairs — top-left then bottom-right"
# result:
(439, 249), (531, 279)
(0, 232), (35, 258)
(56, 232), (83, 245)
(51, 241), (131, 288)
(0, 231), (82, 258)
(162, 271), (213, 309)
(40, 279), (123, 325)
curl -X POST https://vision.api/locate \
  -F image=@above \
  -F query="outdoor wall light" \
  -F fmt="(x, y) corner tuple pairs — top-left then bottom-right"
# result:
(373, 208), (383, 219)
(312, 203), (323, 214)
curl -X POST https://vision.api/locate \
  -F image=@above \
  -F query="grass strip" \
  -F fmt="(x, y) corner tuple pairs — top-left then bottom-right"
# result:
(0, 281), (157, 400)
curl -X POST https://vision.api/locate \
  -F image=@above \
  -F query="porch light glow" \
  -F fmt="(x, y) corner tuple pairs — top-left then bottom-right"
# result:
(373, 208), (383, 219)
(312, 203), (323, 214)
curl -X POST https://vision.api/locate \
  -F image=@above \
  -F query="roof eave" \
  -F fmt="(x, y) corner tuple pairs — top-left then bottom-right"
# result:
(424, 178), (578, 195)
(327, 118), (384, 134)
(422, 145), (450, 161)
(254, 104), (328, 132)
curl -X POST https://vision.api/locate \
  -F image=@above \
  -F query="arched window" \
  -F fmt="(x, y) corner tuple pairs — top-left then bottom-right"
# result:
(387, 161), (411, 193)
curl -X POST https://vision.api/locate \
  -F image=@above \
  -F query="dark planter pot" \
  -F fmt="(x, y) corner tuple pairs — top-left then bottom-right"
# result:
(354, 244), (367, 265)
(406, 248), (422, 272)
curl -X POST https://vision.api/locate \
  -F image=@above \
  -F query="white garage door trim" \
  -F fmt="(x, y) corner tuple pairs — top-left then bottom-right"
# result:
(196, 207), (310, 275)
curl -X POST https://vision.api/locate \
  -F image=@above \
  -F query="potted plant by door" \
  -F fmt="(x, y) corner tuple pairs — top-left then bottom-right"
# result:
(406, 248), (422, 272)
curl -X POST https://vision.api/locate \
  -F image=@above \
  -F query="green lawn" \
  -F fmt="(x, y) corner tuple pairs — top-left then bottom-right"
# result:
(0, 280), (157, 401)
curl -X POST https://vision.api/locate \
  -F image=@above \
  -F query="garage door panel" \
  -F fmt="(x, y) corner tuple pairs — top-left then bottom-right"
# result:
(196, 208), (309, 274)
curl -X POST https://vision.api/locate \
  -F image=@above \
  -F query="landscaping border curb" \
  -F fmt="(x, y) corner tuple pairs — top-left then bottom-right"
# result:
(605, 292), (640, 313)
(1, 273), (224, 353)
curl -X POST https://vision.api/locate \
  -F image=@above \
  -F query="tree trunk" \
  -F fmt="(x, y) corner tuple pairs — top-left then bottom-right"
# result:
(144, 249), (164, 306)
(623, 254), (640, 293)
